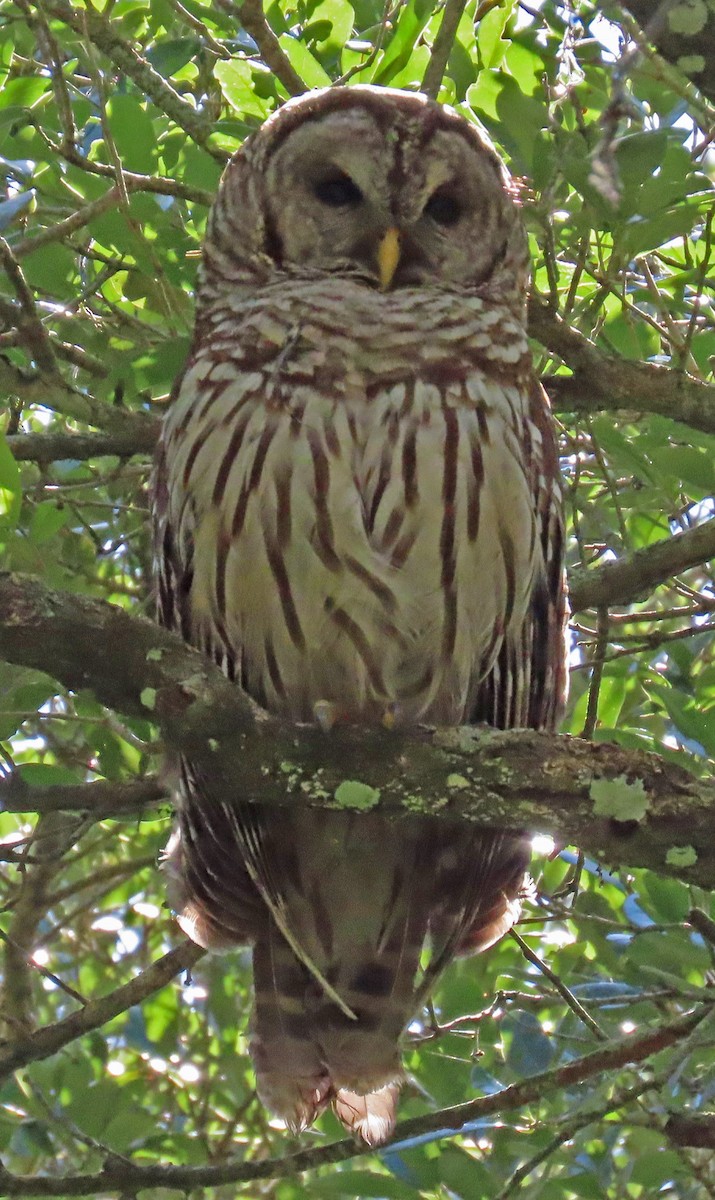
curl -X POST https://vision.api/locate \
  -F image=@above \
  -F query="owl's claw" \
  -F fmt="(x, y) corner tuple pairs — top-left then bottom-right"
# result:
(313, 699), (339, 731)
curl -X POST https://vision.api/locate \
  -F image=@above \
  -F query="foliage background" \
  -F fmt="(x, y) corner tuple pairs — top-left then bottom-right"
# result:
(0, 0), (714, 1196)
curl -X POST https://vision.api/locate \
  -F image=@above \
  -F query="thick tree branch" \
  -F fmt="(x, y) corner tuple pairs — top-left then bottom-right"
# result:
(0, 1005), (708, 1195)
(1, 574), (713, 889)
(528, 300), (715, 437)
(568, 514), (715, 611)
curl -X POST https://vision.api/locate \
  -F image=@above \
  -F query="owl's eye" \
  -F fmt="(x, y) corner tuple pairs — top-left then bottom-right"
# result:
(313, 174), (363, 207)
(424, 189), (462, 227)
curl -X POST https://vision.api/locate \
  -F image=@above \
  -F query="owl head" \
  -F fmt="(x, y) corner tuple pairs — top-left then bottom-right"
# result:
(200, 85), (529, 311)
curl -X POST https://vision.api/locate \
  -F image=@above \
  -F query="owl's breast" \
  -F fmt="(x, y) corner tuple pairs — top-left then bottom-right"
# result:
(162, 295), (540, 725)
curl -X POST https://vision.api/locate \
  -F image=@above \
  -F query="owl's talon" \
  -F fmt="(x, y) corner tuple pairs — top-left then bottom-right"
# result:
(313, 700), (339, 731)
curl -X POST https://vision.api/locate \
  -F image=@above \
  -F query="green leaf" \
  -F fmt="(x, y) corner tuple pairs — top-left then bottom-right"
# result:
(278, 35), (333, 88)
(504, 1010), (555, 1076)
(106, 95), (157, 173)
(0, 433), (21, 524)
(29, 501), (69, 545)
(477, 0), (515, 69)
(371, 0), (433, 85)
(146, 37), (199, 76)
(307, 0), (355, 53)
(215, 60), (274, 119)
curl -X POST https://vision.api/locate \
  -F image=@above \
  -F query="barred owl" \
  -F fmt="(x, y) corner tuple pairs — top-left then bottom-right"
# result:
(153, 85), (566, 1146)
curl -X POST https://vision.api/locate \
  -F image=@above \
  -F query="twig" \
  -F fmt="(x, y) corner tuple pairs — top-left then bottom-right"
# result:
(580, 606), (608, 738)
(223, 0), (307, 96)
(511, 929), (607, 1041)
(70, 151), (212, 205)
(0, 238), (58, 375)
(422, 0), (470, 99)
(12, 187), (125, 260)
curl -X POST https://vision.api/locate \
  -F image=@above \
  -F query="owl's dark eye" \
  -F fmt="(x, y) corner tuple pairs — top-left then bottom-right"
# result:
(313, 174), (363, 207)
(424, 189), (462, 226)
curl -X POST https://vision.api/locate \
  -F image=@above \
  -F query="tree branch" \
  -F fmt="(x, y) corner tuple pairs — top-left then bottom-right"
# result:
(528, 300), (715, 437)
(231, 0), (308, 96)
(569, 514), (715, 611)
(0, 358), (157, 435)
(1, 574), (713, 888)
(0, 942), (203, 1081)
(0, 1005), (708, 1195)
(422, 0), (470, 99)
(0, 774), (167, 817)
(6, 425), (160, 463)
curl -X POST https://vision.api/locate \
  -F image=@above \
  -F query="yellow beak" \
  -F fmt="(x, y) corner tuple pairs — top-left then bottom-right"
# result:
(377, 226), (401, 291)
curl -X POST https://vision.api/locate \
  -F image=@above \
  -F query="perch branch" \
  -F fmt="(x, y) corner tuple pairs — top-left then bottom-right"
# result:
(1, 574), (714, 889)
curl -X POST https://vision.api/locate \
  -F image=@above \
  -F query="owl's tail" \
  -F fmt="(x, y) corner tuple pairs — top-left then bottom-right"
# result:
(249, 918), (416, 1146)
(248, 824), (530, 1146)
(164, 783), (530, 1146)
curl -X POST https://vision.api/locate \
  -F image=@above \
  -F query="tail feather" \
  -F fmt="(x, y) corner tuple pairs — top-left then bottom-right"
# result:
(165, 793), (532, 1144)
(333, 1083), (400, 1147)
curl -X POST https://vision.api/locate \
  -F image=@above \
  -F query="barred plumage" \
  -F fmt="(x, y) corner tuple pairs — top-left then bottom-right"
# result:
(153, 85), (566, 1145)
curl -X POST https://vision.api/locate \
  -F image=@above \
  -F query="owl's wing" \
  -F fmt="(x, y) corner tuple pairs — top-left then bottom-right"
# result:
(469, 376), (567, 733)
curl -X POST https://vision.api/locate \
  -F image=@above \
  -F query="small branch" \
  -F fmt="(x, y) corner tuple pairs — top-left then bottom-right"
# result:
(0, 941), (203, 1080)
(422, 0), (470, 99)
(223, 0), (307, 96)
(528, 299), (715, 437)
(510, 929), (606, 1040)
(0, 774), (167, 817)
(61, 149), (213, 206)
(1, 574), (714, 889)
(0, 238), (58, 375)
(0, 813), (82, 1040)
(7, 425), (160, 463)
(14, 187), (128, 261)
(0, 1005), (708, 1195)
(569, 515), (715, 611)
(0, 358), (157, 435)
